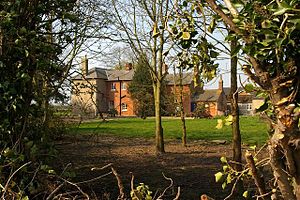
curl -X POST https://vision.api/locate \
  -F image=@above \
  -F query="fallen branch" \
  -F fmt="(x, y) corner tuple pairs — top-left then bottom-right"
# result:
(111, 166), (126, 200)
(59, 177), (89, 200)
(245, 151), (268, 199)
(1, 161), (31, 199)
(46, 182), (65, 200)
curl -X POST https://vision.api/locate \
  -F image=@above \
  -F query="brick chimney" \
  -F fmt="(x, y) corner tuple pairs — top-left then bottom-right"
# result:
(218, 75), (223, 91)
(125, 63), (133, 70)
(81, 55), (88, 77)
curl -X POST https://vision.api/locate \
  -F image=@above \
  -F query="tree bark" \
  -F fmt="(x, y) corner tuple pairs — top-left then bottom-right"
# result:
(154, 81), (165, 153)
(205, 0), (300, 198)
(245, 151), (267, 199)
(230, 36), (243, 195)
(179, 67), (187, 147)
(267, 86), (300, 199)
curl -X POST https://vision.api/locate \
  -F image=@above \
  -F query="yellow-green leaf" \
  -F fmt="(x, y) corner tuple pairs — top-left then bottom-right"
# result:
(182, 32), (190, 40)
(216, 119), (223, 129)
(215, 172), (223, 182)
(220, 156), (227, 163)
(243, 190), (249, 198)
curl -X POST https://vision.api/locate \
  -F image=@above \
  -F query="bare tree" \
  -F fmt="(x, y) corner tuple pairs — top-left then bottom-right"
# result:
(111, 0), (176, 153)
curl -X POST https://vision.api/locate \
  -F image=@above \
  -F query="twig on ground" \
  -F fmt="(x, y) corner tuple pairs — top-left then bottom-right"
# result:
(59, 177), (89, 199)
(156, 173), (174, 200)
(111, 166), (126, 200)
(91, 163), (113, 171)
(255, 191), (273, 200)
(60, 163), (72, 176)
(173, 187), (181, 200)
(130, 173), (139, 199)
(224, 170), (246, 200)
(1, 161), (31, 199)
(46, 182), (65, 200)
(75, 172), (112, 184)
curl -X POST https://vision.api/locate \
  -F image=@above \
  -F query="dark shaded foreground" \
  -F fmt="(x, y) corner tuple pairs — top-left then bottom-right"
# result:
(55, 134), (233, 200)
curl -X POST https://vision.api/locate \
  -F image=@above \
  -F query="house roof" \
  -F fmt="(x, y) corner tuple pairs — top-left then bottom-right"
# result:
(106, 69), (134, 81)
(72, 67), (134, 81)
(192, 89), (223, 102)
(72, 68), (108, 80)
(72, 67), (194, 84)
(165, 72), (193, 85)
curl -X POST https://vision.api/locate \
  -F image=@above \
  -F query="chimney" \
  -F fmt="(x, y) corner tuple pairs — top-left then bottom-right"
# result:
(218, 75), (223, 91)
(162, 63), (168, 74)
(81, 55), (88, 77)
(125, 63), (133, 70)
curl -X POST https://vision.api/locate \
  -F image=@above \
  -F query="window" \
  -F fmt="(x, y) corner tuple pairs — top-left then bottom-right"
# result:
(108, 101), (114, 109)
(111, 83), (116, 91)
(121, 82), (126, 90)
(121, 103), (128, 111)
(246, 103), (252, 110)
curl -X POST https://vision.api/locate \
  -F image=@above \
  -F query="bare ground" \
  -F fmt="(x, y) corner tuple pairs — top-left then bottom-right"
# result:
(55, 134), (234, 200)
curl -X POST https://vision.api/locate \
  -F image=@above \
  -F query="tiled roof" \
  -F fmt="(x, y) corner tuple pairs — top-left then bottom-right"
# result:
(73, 68), (193, 84)
(106, 69), (134, 81)
(71, 68), (134, 80)
(165, 72), (193, 85)
(72, 68), (108, 80)
(192, 89), (222, 102)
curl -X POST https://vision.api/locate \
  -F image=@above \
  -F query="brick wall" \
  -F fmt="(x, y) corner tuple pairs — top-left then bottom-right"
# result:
(106, 81), (135, 116)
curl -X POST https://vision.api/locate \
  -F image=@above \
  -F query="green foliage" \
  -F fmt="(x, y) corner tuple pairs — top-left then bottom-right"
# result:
(130, 183), (153, 200)
(169, 0), (219, 87)
(128, 56), (174, 118)
(230, 0), (300, 71)
(0, 0), (81, 198)
(216, 115), (234, 129)
(128, 56), (155, 119)
(215, 147), (269, 199)
(192, 103), (212, 118)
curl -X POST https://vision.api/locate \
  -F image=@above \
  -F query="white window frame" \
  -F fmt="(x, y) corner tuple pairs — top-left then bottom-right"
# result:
(111, 83), (116, 91)
(121, 103), (128, 111)
(246, 103), (252, 110)
(121, 82), (126, 90)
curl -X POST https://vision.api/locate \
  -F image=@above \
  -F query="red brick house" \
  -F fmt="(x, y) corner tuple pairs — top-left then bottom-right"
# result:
(191, 76), (227, 116)
(71, 58), (261, 117)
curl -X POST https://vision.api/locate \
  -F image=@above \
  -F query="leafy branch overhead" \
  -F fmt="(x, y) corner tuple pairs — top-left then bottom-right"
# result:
(203, 0), (300, 199)
(169, 0), (219, 88)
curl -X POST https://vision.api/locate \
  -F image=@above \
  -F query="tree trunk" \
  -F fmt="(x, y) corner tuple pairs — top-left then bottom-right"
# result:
(230, 38), (242, 171)
(268, 102), (300, 200)
(179, 67), (187, 146)
(230, 37), (243, 194)
(154, 81), (165, 153)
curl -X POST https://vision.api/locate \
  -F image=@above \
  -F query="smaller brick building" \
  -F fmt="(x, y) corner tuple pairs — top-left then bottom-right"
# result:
(191, 76), (227, 116)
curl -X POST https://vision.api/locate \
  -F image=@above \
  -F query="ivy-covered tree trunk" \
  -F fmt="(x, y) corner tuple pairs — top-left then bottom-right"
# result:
(205, 0), (300, 198)
(268, 89), (300, 200)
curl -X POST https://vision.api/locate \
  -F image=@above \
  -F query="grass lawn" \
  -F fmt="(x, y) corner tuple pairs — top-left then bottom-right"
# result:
(70, 116), (269, 145)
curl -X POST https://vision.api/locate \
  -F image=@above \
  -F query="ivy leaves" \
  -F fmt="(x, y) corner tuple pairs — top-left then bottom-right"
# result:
(169, 0), (219, 85)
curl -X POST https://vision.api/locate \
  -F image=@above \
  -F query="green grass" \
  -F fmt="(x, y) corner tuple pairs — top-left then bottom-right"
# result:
(70, 116), (269, 145)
